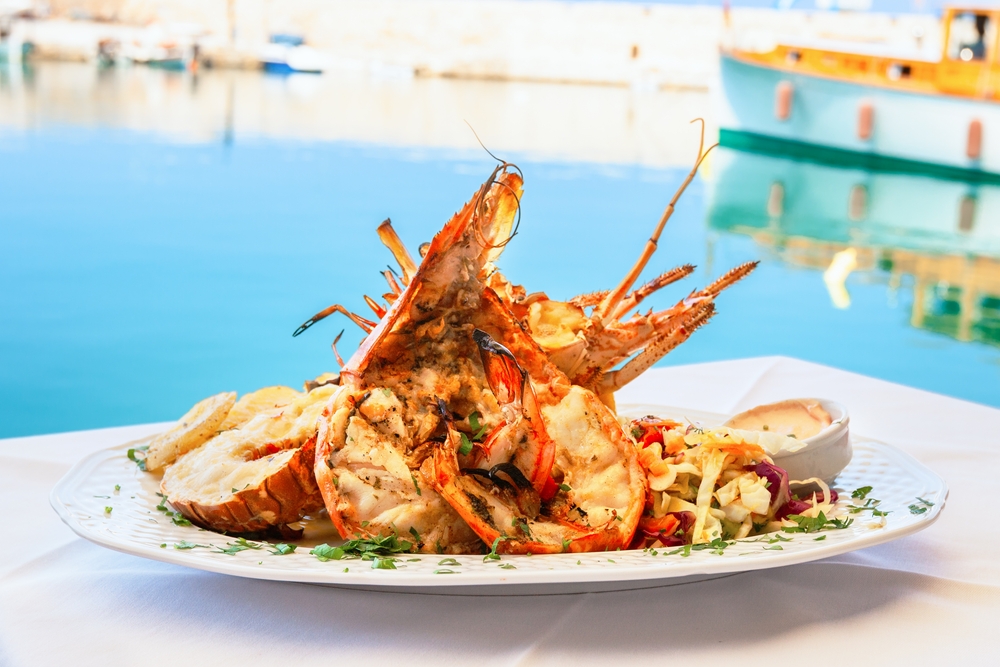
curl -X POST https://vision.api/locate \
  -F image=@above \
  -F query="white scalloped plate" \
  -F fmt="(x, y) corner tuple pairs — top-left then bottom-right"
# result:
(51, 406), (947, 595)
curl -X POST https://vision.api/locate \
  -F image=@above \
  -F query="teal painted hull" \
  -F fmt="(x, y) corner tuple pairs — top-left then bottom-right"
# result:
(718, 54), (1000, 176)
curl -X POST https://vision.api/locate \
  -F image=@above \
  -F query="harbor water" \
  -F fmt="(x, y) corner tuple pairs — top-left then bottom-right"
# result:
(1, 62), (997, 438)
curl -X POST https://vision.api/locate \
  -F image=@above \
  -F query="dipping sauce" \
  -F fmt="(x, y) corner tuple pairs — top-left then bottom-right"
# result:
(725, 399), (832, 440)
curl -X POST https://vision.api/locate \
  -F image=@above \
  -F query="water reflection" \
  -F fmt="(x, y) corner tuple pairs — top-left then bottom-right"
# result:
(0, 61), (710, 167)
(707, 146), (1000, 348)
(2, 61), (998, 439)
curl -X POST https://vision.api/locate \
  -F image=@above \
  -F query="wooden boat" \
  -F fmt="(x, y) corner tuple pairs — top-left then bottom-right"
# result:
(718, 6), (1000, 179)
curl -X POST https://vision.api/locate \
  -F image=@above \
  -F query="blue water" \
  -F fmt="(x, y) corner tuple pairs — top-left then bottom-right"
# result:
(2, 109), (999, 438)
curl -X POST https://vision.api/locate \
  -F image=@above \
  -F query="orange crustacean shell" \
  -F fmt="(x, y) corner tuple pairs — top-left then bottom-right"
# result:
(161, 384), (337, 534)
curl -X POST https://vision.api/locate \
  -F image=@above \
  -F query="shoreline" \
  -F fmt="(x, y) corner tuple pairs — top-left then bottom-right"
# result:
(7, 1), (940, 89)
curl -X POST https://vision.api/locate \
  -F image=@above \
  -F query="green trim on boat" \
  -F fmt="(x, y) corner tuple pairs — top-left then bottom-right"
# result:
(719, 129), (1000, 185)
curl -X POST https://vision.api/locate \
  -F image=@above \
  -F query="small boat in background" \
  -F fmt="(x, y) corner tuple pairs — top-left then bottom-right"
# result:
(718, 6), (1000, 179)
(259, 34), (327, 74)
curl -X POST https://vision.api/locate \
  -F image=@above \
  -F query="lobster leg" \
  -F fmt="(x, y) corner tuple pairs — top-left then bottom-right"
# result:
(700, 261), (759, 298)
(571, 261), (759, 377)
(363, 295), (387, 319)
(472, 329), (555, 495)
(568, 290), (609, 309)
(293, 304), (376, 337)
(377, 218), (419, 286)
(596, 301), (716, 397)
(609, 264), (696, 321)
(592, 119), (716, 326)
(330, 330), (346, 368)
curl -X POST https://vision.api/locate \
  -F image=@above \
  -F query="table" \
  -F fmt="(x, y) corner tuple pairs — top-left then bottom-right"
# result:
(2, 356), (997, 666)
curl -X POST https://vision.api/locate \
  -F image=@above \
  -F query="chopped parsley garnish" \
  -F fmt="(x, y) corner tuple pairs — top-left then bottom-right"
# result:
(104, 506), (113, 514)
(484, 536), (510, 562)
(814, 535), (827, 541)
(309, 534), (414, 566)
(114, 485), (121, 492)
(410, 473), (422, 495)
(848, 498), (878, 512)
(558, 483), (572, 492)
(370, 557), (398, 570)
(607, 558), (616, 563)
(269, 543), (297, 555)
(409, 526), (421, 542)
(764, 545), (783, 550)
(512, 518), (532, 538)
(126, 446), (148, 471)
(847, 494), (889, 517)
(174, 541), (209, 550)
(851, 486), (873, 500)
(216, 538), (263, 555)
(782, 512), (853, 533)
(310, 544), (340, 561)
(438, 557), (461, 567)
(498, 563), (516, 570)
(458, 433), (474, 456)
(561, 538), (571, 551)
(468, 412), (488, 440)
(694, 538), (732, 555)
(154, 493), (192, 525)
(434, 569), (458, 575)
(909, 497), (935, 515)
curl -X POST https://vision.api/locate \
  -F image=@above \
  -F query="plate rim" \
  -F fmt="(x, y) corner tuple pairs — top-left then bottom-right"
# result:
(50, 413), (949, 591)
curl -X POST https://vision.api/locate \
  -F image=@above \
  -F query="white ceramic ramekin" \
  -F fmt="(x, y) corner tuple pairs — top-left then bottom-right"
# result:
(770, 399), (851, 485)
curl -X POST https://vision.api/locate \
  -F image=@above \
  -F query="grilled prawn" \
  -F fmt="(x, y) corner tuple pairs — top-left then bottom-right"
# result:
(300, 121), (754, 409)
(427, 325), (644, 554)
(313, 164), (525, 553)
(313, 164), (645, 554)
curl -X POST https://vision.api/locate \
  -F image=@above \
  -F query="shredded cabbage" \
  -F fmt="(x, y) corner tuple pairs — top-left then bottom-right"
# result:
(630, 418), (850, 547)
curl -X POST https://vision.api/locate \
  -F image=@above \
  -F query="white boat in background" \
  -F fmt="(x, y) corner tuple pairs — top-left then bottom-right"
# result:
(718, 6), (1000, 179)
(259, 34), (327, 74)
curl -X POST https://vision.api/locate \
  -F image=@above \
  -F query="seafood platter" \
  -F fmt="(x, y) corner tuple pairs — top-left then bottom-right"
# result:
(52, 132), (947, 593)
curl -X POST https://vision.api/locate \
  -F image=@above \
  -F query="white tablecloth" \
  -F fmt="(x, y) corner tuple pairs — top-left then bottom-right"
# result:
(2, 356), (997, 666)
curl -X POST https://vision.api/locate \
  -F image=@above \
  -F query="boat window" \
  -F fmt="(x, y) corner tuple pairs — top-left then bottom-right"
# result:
(947, 12), (993, 62)
(887, 63), (912, 80)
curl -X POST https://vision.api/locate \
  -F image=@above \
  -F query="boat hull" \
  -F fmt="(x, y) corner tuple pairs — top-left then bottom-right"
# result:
(717, 53), (1000, 176)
